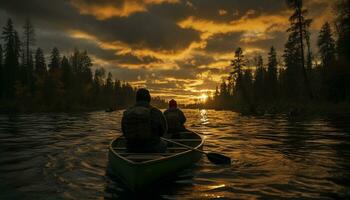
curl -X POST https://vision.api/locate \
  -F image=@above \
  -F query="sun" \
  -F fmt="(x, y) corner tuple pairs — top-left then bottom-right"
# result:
(199, 93), (208, 102)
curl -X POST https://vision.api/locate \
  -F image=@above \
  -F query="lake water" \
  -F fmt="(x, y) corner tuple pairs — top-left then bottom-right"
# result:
(0, 109), (350, 199)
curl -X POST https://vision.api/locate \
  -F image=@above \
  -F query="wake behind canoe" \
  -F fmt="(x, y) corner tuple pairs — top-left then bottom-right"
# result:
(107, 130), (203, 191)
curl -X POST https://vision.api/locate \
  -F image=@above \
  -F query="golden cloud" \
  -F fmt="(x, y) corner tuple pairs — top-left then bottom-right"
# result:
(178, 12), (290, 39)
(70, 0), (179, 19)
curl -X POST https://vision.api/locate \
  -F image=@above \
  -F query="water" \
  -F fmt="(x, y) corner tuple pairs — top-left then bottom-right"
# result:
(0, 109), (350, 199)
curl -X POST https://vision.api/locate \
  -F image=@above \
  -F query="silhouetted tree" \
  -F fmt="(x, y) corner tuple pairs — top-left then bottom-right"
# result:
(230, 47), (246, 97)
(22, 19), (35, 91)
(2, 19), (21, 98)
(34, 48), (46, 78)
(285, 0), (313, 99)
(61, 56), (72, 90)
(33, 48), (46, 104)
(0, 44), (3, 97)
(335, 0), (350, 61)
(0, 18), (145, 112)
(45, 47), (63, 106)
(49, 47), (60, 71)
(318, 23), (336, 69)
(22, 19), (35, 67)
(253, 55), (266, 103)
(317, 22), (336, 100)
(267, 46), (278, 99)
(334, 0), (350, 101)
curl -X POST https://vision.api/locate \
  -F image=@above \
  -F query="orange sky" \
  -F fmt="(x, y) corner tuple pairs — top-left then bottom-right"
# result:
(0, 0), (334, 103)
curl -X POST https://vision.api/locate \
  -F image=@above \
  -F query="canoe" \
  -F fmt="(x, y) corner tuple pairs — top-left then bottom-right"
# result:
(107, 130), (204, 191)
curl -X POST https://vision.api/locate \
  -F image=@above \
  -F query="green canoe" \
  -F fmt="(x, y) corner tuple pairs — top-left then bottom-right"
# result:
(107, 130), (204, 191)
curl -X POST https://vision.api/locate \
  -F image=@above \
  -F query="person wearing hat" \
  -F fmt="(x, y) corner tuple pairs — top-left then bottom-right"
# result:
(121, 88), (168, 153)
(163, 99), (186, 138)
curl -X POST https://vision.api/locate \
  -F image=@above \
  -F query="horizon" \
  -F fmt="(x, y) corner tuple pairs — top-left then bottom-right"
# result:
(0, 0), (333, 104)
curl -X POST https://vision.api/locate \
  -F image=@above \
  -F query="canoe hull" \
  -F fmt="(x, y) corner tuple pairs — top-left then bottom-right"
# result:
(107, 131), (203, 191)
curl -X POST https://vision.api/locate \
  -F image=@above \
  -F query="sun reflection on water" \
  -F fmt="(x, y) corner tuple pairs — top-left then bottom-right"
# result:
(200, 109), (209, 125)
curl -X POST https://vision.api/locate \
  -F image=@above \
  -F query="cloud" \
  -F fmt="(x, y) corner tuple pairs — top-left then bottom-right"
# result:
(71, 0), (180, 19)
(0, 0), (334, 103)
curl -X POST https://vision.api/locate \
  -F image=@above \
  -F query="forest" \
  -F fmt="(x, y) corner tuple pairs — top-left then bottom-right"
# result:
(0, 19), (166, 112)
(204, 0), (350, 114)
(1, 0), (349, 114)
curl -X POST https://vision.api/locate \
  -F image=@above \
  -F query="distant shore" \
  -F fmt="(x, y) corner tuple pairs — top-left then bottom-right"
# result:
(185, 102), (350, 116)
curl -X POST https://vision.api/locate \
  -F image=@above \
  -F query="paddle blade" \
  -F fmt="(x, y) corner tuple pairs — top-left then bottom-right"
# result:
(206, 153), (231, 165)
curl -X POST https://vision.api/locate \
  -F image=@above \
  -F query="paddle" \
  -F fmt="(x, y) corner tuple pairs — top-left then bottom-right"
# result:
(161, 137), (231, 165)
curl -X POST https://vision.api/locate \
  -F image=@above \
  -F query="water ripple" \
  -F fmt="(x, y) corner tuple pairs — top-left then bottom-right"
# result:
(0, 110), (350, 199)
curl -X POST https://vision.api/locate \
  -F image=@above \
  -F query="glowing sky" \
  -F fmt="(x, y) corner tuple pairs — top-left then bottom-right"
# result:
(0, 0), (333, 103)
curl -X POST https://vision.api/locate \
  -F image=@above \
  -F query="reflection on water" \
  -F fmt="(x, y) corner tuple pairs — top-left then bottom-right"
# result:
(1, 110), (350, 199)
(200, 109), (209, 125)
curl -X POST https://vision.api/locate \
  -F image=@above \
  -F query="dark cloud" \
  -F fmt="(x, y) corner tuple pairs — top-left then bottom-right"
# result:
(0, 0), (332, 102)
(187, 0), (287, 22)
(114, 53), (162, 65)
(205, 32), (243, 53)
(90, 12), (200, 51)
(0, 0), (200, 52)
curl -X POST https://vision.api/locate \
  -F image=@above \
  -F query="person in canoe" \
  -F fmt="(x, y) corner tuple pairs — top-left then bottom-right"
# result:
(163, 99), (186, 138)
(121, 88), (168, 153)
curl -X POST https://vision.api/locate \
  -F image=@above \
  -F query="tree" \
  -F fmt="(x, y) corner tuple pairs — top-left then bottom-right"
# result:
(243, 69), (254, 104)
(0, 44), (3, 97)
(79, 50), (93, 84)
(34, 48), (46, 103)
(23, 19), (35, 65)
(334, 0), (350, 101)
(230, 47), (245, 75)
(61, 56), (72, 90)
(318, 23), (336, 68)
(49, 47), (60, 71)
(267, 46), (278, 99)
(230, 47), (246, 97)
(105, 72), (114, 107)
(253, 55), (266, 102)
(285, 0), (313, 99)
(34, 48), (46, 78)
(335, 0), (350, 61)
(46, 47), (62, 106)
(22, 19), (35, 91)
(2, 19), (21, 98)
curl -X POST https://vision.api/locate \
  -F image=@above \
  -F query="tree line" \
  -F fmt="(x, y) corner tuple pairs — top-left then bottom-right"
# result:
(0, 19), (166, 112)
(205, 0), (350, 113)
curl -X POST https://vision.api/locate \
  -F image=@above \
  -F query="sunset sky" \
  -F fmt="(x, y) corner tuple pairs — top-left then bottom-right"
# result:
(0, 0), (333, 103)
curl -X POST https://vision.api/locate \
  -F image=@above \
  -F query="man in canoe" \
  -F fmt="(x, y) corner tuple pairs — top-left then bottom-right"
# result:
(163, 99), (186, 138)
(121, 88), (168, 153)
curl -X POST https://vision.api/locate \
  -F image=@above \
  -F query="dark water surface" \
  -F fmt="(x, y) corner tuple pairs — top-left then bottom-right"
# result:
(1, 109), (350, 199)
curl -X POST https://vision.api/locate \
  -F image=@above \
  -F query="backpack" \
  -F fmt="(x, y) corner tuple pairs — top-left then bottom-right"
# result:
(123, 106), (153, 140)
(166, 110), (181, 131)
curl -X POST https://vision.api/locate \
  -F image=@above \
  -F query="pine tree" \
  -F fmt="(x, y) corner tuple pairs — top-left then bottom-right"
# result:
(335, 0), (350, 61)
(230, 47), (245, 75)
(34, 48), (46, 78)
(285, 0), (313, 99)
(318, 22), (336, 68)
(230, 47), (246, 97)
(283, 32), (303, 99)
(2, 19), (21, 98)
(79, 50), (93, 84)
(334, 0), (350, 101)
(0, 44), (3, 98)
(22, 19), (35, 92)
(253, 55), (266, 102)
(34, 48), (46, 103)
(23, 19), (35, 67)
(243, 69), (254, 105)
(61, 56), (72, 90)
(267, 46), (278, 99)
(49, 47), (60, 71)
